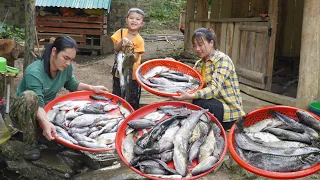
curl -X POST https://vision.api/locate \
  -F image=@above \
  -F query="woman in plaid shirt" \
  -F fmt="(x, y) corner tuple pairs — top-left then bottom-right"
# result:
(173, 28), (245, 130)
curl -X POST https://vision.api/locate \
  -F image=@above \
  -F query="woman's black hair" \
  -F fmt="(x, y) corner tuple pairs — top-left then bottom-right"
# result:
(192, 28), (218, 50)
(41, 36), (77, 78)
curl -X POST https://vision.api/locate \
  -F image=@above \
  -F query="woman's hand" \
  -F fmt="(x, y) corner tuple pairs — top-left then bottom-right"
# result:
(172, 90), (195, 101)
(91, 85), (109, 94)
(41, 121), (56, 141)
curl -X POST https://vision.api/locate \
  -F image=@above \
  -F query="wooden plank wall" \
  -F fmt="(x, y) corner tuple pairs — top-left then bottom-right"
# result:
(185, 0), (270, 51)
(36, 15), (106, 49)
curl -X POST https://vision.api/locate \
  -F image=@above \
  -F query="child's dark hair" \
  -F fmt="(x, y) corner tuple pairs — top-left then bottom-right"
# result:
(192, 28), (218, 50)
(42, 36), (77, 78)
(127, 8), (145, 19)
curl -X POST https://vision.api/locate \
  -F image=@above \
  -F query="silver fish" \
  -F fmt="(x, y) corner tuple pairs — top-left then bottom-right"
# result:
(191, 156), (218, 176)
(198, 127), (216, 163)
(96, 132), (117, 145)
(65, 109), (84, 120)
(46, 109), (59, 122)
(143, 66), (170, 79)
(55, 126), (78, 144)
(243, 118), (283, 133)
(173, 109), (208, 176)
(127, 118), (156, 130)
(69, 114), (100, 128)
(122, 133), (135, 163)
(72, 133), (97, 143)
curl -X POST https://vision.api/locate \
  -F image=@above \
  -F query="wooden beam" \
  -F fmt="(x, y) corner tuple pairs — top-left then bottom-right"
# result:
(36, 20), (103, 29)
(236, 66), (265, 84)
(240, 84), (297, 106)
(296, 0), (320, 109)
(190, 17), (269, 23)
(266, 0), (279, 91)
(37, 27), (103, 36)
(239, 26), (269, 34)
(184, 0), (196, 51)
(36, 16), (104, 24)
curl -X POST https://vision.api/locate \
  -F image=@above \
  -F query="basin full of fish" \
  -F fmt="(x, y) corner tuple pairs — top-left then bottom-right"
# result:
(46, 94), (132, 151)
(117, 103), (226, 179)
(233, 108), (320, 175)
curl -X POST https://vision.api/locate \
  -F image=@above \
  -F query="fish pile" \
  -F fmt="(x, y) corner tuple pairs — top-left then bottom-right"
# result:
(121, 105), (225, 179)
(235, 109), (320, 172)
(47, 95), (132, 149)
(138, 66), (201, 94)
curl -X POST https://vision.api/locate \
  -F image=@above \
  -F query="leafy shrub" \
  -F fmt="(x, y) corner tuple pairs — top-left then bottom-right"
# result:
(149, 0), (186, 21)
(0, 23), (25, 42)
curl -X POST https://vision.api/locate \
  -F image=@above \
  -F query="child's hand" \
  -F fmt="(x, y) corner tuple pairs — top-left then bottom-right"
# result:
(122, 38), (133, 47)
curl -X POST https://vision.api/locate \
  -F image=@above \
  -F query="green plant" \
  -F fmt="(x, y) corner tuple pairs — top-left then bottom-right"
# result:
(0, 23), (25, 42)
(149, 0), (186, 21)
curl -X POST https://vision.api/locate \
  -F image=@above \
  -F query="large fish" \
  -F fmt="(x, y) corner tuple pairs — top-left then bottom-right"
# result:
(237, 147), (320, 172)
(173, 109), (208, 176)
(296, 109), (320, 132)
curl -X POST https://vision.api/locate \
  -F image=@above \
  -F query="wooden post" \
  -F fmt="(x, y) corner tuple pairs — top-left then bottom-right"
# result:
(24, 0), (36, 71)
(266, 0), (278, 91)
(184, 0), (196, 51)
(296, 0), (320, 109)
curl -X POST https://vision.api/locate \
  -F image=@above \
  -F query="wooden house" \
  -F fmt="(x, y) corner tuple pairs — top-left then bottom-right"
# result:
(35, 0), (111, 54)
(183, 0), (319, 109)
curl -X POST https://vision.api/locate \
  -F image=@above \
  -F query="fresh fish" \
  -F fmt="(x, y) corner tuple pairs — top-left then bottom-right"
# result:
(154, 86), (193, 93)
(157, 124), (180, 152)
(78, 141), (108, 149)
(243, 118), (283, 133)
(188, 137), (205, 165)
(235, 131), (320, 156)
(103, 101), (121, 111)
(143, 66), (170, 79)
(213, 136), (225, 158)
(69, 114), (100, 128)
(58, 100), (91, 111)
(198, 127), (216, 162)
(116, 51), (125, 96)
(190, 121), (210, 144)
(46, 109), (59, 122)
(263, 140), (309, 148)
(77, 104), (105, 114)
(65, 109), (84, 120)
(264, 127), (312, 144)
(122, 133), (135, 162)
(119, 105), (131, 118)
(191, 156), (218, 176)
(173, 109), (208, 176)
(68, 127), (90, 134)
(88, 120), (118, 139)
(296, 109), (320, 132)
(127, 118), (156, 130)
(245, 132), (281, 143)
(122, 48), (134, 101)
(136, 116), (178, 149)
(237, 147), (320, 172)
(143, 111), (166, 121)
(96, 132), (116, 145)
(158, 72), (197, 83)
(72, 133), (97, 143)
(55, 126), (78, 144)
(89, 95), (113, 101)
(270, 110), (319, 139)
(53, 110), (66, 127)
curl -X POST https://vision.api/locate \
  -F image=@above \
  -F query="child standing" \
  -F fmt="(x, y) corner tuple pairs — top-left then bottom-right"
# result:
(111, 8), (145, 110)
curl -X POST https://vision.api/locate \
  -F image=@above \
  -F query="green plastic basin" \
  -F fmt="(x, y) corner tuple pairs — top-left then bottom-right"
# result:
(309, 102), (320, 117)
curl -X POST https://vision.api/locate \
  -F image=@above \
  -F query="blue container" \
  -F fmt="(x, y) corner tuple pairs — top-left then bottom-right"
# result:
(309, 102), (320, 117)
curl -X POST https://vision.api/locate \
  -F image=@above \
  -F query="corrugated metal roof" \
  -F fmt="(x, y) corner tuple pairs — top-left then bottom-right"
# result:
(36, 0), (111, 11)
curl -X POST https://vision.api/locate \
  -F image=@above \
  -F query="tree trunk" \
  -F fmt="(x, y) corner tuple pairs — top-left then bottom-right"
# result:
(24, 0), (36, 71)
